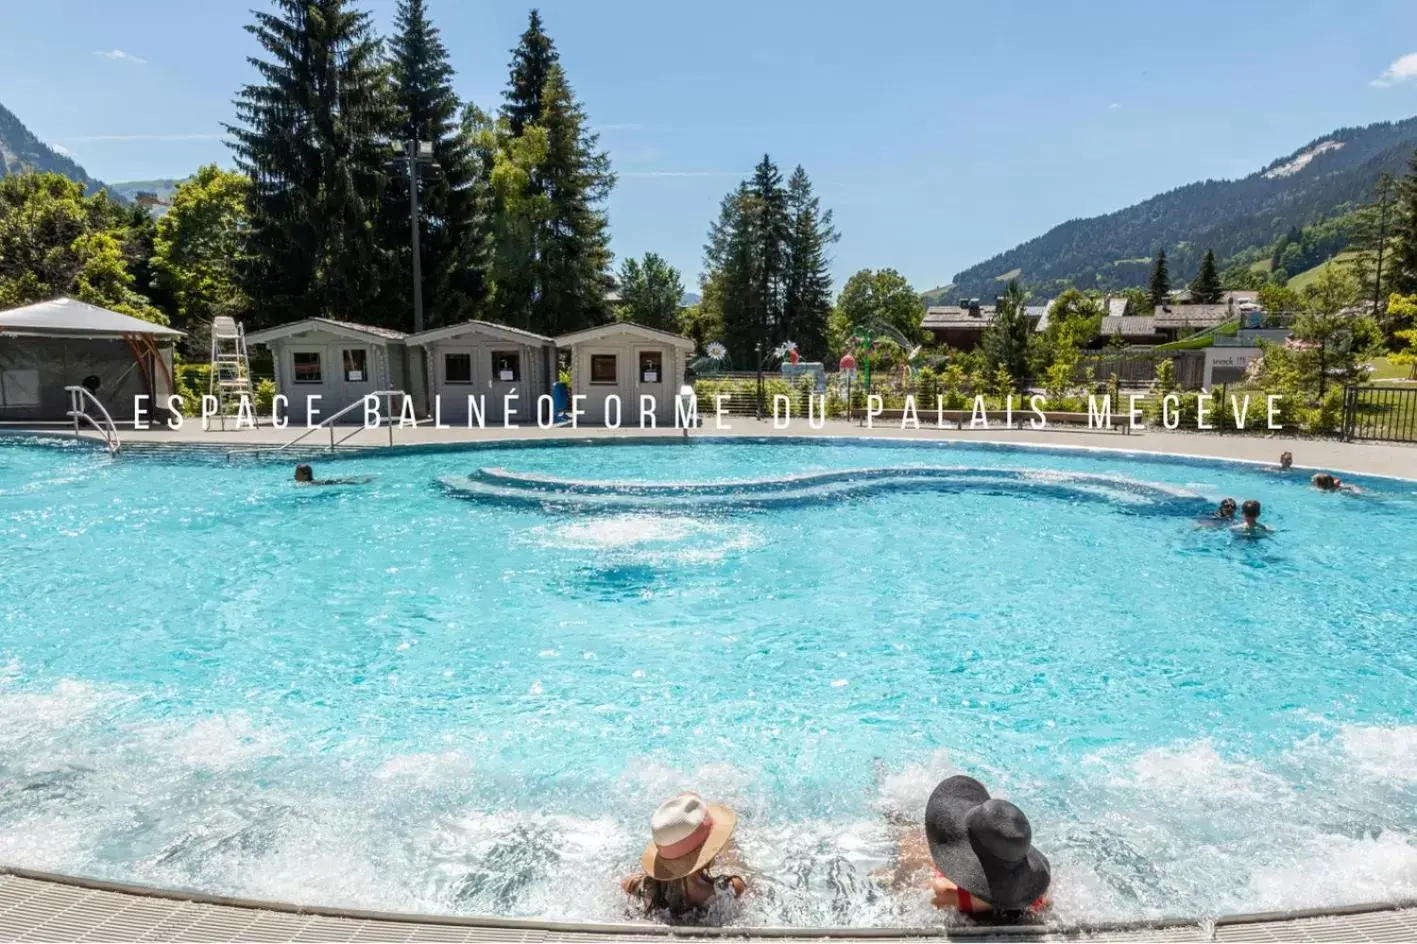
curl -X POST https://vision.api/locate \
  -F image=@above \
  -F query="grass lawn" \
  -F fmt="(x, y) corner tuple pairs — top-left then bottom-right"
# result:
(1286, 251), (1361, 293)
(1364, 356), (1415, 383)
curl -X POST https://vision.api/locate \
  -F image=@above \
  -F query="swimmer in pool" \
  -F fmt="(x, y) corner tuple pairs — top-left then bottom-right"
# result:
(1278, 451), (1293, 471)
(1233, 499), (1272, 534)
(294, 464), (369, 486)
(1196, 498), (1237, 528)
(1312, 473), (1361, 494)
(621, 793), (747, 922)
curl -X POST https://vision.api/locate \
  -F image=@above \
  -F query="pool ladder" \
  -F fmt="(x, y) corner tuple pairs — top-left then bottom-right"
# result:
(65, 386), (120, 454)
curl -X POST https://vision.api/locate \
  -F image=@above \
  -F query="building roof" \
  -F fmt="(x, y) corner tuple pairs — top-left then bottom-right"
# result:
(0, 297), (183, 338)
(555, 321), (696, 349)
(922, 305), (996, 329)
(1100, 315), (1159, 337)
(1224, 290), (1259, 305)
(406, 319), (554, 347)
(247, 317), (407, 345)
(1106, 297), (1129, 318)
(1152, 304), (1234, 328)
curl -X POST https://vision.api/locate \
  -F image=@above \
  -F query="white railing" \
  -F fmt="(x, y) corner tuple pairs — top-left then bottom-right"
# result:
(276, 390), (409, 453)
(65, 386), (120, 454)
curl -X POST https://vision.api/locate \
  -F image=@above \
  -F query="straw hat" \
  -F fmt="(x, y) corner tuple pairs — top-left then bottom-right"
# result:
(640, 793), (738, 881)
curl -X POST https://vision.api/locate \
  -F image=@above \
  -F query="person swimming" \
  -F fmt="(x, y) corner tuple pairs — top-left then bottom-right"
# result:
(293, 464), (369, 486)
(883, 775), (1051, 919)
(1279, 451), (1293, 471)
(1312, 473), (1361, 494)
(1196, 498), (1237, 527)
(621, 793), (747, 922)
(1233, 499), (1272, 535)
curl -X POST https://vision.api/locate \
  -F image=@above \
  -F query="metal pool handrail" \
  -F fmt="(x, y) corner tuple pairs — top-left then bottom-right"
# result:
(64, 385), (120, 454)
(276, 390), (408, 453)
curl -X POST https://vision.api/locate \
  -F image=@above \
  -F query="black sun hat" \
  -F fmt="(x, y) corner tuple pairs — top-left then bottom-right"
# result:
(924, 775), (1051, 912)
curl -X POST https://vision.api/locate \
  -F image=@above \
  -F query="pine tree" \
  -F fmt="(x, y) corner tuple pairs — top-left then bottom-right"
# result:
(501, 9), (559, 138)
(1189, 248), (1222, 304)
(1148, 248), (1171, 308)
(385, 0), (493, 330)
(702, 184), (759, 362)
(781, 166), (838, 361)
(530, 64), (613, 334)
(749, 155), (790, 354)
(982, 279), (1030, 382)
(228, 0), (395, 327)
(487, 12), (613, 336)
(1389, 151), (1417, 297)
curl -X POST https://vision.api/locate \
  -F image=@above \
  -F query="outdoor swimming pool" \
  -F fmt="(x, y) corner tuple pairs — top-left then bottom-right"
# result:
(1, 435), (1415, 927)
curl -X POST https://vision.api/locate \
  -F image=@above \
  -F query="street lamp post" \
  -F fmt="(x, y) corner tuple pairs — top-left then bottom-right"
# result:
(754, 341), (763, 420)
(393, 140), (437, 334)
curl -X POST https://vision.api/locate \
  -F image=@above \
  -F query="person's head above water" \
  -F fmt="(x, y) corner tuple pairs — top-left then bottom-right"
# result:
(1216, 498), (1237, 518)
(1241, 499), (1261, 522)
(925, 775), (1050, 912)
(1312, 473), (1341, 491)
(641, 792), (737, 882)
(1279, 451), (1293, 470)
(294, 464), (313, 483)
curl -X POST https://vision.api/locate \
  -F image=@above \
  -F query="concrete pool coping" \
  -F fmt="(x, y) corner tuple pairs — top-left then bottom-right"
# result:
(3, 868), (1417, 942)
(5, 419), (1416, 482)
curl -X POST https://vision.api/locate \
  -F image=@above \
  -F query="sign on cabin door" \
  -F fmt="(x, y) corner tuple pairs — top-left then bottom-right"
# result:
(635, 347), (668, 422)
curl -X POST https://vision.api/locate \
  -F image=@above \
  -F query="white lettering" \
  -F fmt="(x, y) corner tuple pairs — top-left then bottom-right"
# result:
(305, 395), (322, 429)
(467, 395), (486, 429)
(132, 395), (150, 430)
(773, 394), (791, 430)
(363, 394), (381, 428)
(235, 395), (255, 429)
(808, 394), (827, 429)
(714, 394), (731, 430)
(639, 394), (657, 429)
(676, 393), (699, 429)
(900, 394), (919, 430)
(866, 394), (884, 428)
(1087, 395), (1113, 430)
(1128, 394), (1144, 430)
(605, 394), (622, 429)
(1163, 393), (1181, 430)
(165, 394), (184, 431)
(570, 394), (585, 428)
(502, 391), (519, 428)
(1196, 393), (1213, 430)
(537, 394), (555, 428)
(969, 395), (988, 429)
(1267, 394), (1282, 430)
(201, 394), (218, 431)
(1029, 394), (1047, 429)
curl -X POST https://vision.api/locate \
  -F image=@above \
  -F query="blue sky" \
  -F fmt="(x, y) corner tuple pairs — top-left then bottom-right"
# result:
(4, 0), (1417, 292)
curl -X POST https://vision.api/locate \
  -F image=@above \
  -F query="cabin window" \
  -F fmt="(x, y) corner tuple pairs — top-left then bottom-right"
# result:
(444, 353), (472, 384)
(492, 351), (521, 382)
(342, 349), (368, 382)
(590, 354), (618, 384)
(293, 351), (322, 383)
(639, 351), (663, 384)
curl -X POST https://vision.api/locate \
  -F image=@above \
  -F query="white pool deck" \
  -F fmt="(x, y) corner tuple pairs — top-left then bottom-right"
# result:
(2, 421), (1415, 941)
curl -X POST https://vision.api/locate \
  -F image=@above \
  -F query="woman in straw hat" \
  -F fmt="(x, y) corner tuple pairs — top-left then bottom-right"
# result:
(621, 792), (748, 918)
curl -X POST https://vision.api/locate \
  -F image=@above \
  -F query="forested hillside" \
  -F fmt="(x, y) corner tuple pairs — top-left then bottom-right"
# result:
(948, 117), (1417, 301)
(0, 102), (106, 195)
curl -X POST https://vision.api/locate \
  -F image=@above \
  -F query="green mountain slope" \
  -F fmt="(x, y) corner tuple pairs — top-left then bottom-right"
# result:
(949, 116), (1417, 300)
(0, 101), (106, 194)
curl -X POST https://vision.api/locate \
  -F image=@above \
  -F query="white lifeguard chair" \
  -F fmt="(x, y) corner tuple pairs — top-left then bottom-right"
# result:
(208, 315), (254, 428)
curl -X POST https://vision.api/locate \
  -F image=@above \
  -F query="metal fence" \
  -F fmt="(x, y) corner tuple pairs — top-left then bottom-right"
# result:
(1342, 385), (1417, 443)
(1073, 351), (1206, 389)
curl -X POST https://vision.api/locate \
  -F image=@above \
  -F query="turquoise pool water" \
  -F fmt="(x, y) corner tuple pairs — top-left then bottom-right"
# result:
(1, 435), (1415, 926)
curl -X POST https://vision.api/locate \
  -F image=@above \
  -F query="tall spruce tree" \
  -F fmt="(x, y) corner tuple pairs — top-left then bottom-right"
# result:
(749, 155), (790, 355)
(781, 165), (838, 361)
(1389, 151), (1417, 297)
(384, 0), (493, 330)
(1148, 248), (1171, 308)
(228, 0), (395, 327)
(491, 13), (613, 335)
(702, 184), (760, 362)
(981, 278), (1030, 383)
(501, 10), (558, 137)
(1189, 248), (1222, 303)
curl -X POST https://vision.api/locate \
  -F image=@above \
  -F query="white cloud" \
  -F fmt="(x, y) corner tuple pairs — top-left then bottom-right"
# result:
(94, 49), (146, 64)
(1109, 102), (1121, 109)
(1372, 52), (1417, 87)
(57, 132), (226, 142)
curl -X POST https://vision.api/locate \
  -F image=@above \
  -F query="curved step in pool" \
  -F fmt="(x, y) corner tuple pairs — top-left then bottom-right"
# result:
(437, 465), (1206, 514)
